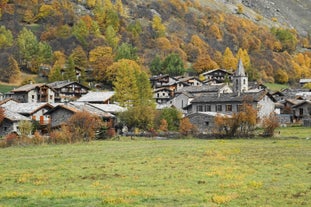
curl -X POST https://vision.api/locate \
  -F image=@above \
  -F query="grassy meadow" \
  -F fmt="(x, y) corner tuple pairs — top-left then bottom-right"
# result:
(0, 129), (310, 206)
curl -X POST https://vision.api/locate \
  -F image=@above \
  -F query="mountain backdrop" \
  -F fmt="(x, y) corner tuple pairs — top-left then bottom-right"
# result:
(0, 0), (310, 87)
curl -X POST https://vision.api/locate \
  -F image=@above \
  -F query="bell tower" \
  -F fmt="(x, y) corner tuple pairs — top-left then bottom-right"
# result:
(233, 59), (248, 93)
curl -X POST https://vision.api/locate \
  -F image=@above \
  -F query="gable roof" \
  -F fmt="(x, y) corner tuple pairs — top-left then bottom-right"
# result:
(2, 102), (54, 115)
(47, 80), (90, 90)
(292, 100), (311, 108)
(176, 84), (228, 94)
(3, 109), (30, 122)
(11, 83), (43, 92)
(191, 90), (268, 104)
(77, 91), (115, 102)
(200, 68), (233, 76)
(89, 104), (126, 114)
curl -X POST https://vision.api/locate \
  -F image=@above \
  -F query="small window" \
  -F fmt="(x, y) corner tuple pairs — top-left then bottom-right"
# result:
(226, 104), (232, 112)
(197, 105), (203, 112)
(205, 105), (211, 112)
(299, 108), (303, 115)
(216, 105), (222, 112)
(237, 104), (243, 112)
(205, 122), (209, 126)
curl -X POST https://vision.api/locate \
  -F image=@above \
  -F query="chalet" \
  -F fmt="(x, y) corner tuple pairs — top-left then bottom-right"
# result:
(200, 69), (233, 83)
(175, 76), (203, 88)
(299, 78), (311, 87)
(45, 102), (115, 129)
(77, 91), (115, 104)
(1, 102), (54, 125)
(292, 100), (311, 121)
(0, 109), (30, 137)
(47, 80), (89, 102)
(153, 87), (174, 104)
(8, 83), (55, 103)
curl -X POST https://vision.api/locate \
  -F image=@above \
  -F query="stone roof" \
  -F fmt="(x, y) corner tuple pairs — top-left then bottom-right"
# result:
(77, 91), (115, 102)
(47, 80), (90, 90)
(11, 83), (43, 92)
(176, 84), (227, 94)
(4, 109), (30, 122)
(69, 102), (114, 118)
(90, 104), (126, 114)
(191, 90), (267, 104)
(201, 68), (233, 76)
(2, 102), (53, 115)
(292, 100), (311, 108)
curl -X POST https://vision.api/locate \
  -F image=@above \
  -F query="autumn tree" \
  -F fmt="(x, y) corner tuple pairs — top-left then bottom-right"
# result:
(0, 25), (13, 48)
(8, 56), (21, 84)
(66, 111), (103, 142)
(89, 46), (114, 83)
(158, 107), (182, 131)
(261, 112), (280, 137)
(63, 57), (77, 81)
(193, 54), (218, 73)
(222, 47), (238, 70)
(70, 46), (88, 84)
(114, 59), (156, 130)
(215, 101), (257, 137)
(179, 117), (197, 136)
(73, 18), (90, 46)
(159, 119), (168, 132)
(49, 51), (66, 82)
(105, 25), (119, 49)
(152, 15), (166, 38)
(274, 69), (289, 84)
(271, 27), (298, 53)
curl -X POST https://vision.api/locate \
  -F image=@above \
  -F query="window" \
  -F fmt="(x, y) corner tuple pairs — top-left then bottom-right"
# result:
(299, 108), (303, 116)
(216, 105), (222, 112)
(205, 105), (211, 111)
(197, 105), (203, 112)
(226, 104), (232, 112)
(205, 122), (209, 126)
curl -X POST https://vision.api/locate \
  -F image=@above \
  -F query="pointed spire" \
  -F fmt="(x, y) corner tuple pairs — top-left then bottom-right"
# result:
(235, 59), (246, 76)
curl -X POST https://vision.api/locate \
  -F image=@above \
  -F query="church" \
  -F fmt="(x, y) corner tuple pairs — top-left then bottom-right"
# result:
(185, 60), (276, 133)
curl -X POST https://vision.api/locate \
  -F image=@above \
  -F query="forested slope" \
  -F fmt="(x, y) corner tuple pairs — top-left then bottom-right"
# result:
(0, 0), (310, 87)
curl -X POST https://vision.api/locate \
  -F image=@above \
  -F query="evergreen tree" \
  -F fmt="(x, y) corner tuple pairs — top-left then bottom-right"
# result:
(63, 57), (76, 81)
(162, 53), (185, 76)
(150, 55), (163, 75)
(115, 43), (138, 61)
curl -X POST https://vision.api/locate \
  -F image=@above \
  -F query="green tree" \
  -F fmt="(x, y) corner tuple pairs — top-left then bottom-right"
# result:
(105, 25), (119, 49)
(271, 27), (298, 53)
(73, 19), (89, 46)
(63, 57), (76, 81)
(150, 55), (163, 75)
(48, 66), (63, 82)
(159, 107), (182, 131)
(0, 25), (13, 48)
(17, 27), (39, 65)
(115, 43), (138, 61)
(162, 53), (185, 76)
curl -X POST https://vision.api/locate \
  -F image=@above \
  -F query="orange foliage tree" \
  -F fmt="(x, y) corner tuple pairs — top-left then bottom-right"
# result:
(179, 117), (197, 136)
(261, 112), (280, 137)
(66, 111), (103, 142)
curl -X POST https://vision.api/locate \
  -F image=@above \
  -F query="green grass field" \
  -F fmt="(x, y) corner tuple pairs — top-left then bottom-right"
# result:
(0, 131), (310, 206)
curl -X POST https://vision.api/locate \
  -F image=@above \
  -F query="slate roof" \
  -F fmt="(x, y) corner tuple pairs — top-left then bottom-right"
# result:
(176, 84), (227, 94)
(3, 109), (30, 122)
(69, 102), (114, 118)
(90, 104), (126, 114)
(2, 102), (53, 115)
(200, 68), (233, 76)
(77, 91), (115, 102)
(191, 90), (267, 103)
(11, 83), (43, 92)
(292, 100), (311, 108)
(47, 80), (90, 90)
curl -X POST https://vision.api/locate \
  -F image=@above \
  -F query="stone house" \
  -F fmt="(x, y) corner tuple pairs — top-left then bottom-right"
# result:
(200, 69), (233, 83)
(187, 90), (275, 119)
(45, 102), (115, 129)
(292, 100), (311, 120)
(153, 87), (174, 104)
(0, 109), (30, 137)
(7, 83), (55, 103)
(47, 80), (89, 102)
(186, 112), (230, 134)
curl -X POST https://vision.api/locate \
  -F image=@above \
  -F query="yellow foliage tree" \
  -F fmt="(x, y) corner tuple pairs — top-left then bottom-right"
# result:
(193, 54), (219, 73)
(209, 24), (222, 40)
(152, 15), (166, 38)
(222, 47), (238, 70)
(236, 48), (251, 68)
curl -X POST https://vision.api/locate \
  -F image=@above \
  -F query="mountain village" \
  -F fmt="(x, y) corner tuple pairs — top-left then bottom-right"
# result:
(0, 60), (310, 138)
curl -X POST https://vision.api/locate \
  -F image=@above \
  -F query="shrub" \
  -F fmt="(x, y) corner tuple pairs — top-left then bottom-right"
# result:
(261, 113), (280, 137)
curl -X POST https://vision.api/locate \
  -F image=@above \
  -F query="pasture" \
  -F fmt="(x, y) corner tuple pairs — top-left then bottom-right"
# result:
(0, 132), (310, 206)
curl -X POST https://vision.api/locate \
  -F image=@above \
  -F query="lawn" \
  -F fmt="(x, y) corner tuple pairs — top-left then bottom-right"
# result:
(0, 136), (310, 206)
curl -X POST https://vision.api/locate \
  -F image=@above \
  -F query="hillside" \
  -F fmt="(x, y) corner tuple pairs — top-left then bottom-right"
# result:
(0, 0), (310, 88)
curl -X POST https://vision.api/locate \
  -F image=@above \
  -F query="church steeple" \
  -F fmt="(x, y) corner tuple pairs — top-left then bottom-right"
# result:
(233, 59), (248, 93)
